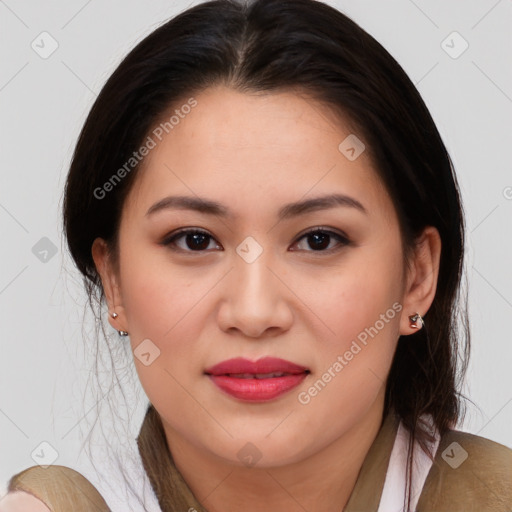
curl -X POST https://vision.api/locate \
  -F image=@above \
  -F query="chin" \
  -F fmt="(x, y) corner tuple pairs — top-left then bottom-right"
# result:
(204, 432), (312, 469)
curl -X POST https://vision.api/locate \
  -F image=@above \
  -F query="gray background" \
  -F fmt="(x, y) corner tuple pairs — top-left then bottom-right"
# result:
(1, 0), (511, 495)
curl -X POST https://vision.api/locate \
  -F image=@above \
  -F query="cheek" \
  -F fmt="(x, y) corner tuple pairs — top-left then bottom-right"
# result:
(120, 263), (210, 420)
(119, 244), (205, 339)
(299, 237), (404, 416)
(118, 242), (222, 361)
(307, 244), (403, 350)
(295, 260), (403, 450)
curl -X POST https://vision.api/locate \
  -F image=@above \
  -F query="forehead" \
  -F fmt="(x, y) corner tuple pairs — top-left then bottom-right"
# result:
(125, 86), (393, 221)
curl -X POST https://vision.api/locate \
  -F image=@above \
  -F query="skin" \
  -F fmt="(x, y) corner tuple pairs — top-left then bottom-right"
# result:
(93, 85), (441, 512)
(0, 491), (51, 512)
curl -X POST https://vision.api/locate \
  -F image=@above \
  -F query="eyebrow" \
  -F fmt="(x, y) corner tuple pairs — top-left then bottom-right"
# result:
(145, 193), (367, 220)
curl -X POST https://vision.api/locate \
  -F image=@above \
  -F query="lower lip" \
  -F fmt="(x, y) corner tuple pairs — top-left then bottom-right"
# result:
(208, 373), (308, 402)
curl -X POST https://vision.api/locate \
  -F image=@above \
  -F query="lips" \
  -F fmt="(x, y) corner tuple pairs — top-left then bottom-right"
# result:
(205, 356), (308, 376)
(205, 357), (310, 402)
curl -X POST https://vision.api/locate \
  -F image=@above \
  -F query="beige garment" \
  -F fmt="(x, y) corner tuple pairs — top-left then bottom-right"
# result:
(344, 411), (512, 511)
(7, 464), (111, 512)
(416, 428), (512, 511)
(6, 410), (512, 511)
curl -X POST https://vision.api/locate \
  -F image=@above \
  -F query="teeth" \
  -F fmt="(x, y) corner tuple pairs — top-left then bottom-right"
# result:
(228, 372), (288, 379)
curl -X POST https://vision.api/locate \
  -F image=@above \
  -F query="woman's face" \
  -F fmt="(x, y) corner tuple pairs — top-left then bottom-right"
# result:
(94, 86), (436, 467)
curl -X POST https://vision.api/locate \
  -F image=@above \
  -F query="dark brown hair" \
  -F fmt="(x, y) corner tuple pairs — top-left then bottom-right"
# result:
(62, 0), (470, 509)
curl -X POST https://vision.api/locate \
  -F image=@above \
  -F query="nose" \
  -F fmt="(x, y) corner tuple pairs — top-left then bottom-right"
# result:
(216, 247), (294, 339)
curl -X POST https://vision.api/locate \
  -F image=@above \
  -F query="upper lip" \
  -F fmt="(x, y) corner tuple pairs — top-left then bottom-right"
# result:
(205, 357), (309, 376)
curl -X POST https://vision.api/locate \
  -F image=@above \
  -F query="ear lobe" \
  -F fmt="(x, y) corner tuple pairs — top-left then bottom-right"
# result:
(400, 226), (442, 335)
(91, 237), (128, 332)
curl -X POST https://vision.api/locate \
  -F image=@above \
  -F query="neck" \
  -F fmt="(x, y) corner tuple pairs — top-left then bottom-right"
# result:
(163, 397), (386, 512)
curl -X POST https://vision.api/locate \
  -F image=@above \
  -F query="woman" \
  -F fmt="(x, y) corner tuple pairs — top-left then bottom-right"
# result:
(2, 0), (511, 510)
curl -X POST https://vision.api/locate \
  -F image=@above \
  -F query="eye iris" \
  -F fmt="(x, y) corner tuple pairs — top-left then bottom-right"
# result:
(308, 232), (330, 250)
(186, 232), (210, 250)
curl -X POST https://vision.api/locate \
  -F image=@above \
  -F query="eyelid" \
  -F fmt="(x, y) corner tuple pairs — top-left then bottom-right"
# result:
(160, 226), (351, 253)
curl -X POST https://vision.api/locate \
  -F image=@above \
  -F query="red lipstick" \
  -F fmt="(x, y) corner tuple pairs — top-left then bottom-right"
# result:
(205, 357), (309, 402)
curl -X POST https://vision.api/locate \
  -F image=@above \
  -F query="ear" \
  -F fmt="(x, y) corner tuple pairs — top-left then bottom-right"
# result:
(399, 226), (441, 336)
(91, 237), (128, 333)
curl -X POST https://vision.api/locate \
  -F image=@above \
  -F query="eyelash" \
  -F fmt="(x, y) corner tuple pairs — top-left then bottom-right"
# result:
(160, 227), (351, 254)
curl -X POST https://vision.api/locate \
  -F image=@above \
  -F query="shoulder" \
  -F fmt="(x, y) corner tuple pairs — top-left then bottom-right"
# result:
(437, 429), (512, 481)
(0, 490), (51, 512)
(417, 429), (512, 511)
(5, 465), (110, 511)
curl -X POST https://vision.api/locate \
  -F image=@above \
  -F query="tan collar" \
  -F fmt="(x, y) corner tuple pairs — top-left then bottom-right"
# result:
(344, 410), (400, 511)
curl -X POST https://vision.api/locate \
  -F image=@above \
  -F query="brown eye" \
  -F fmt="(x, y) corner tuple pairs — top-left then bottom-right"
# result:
(291, 228), (350, 253)
(162, 229), (221, 252)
